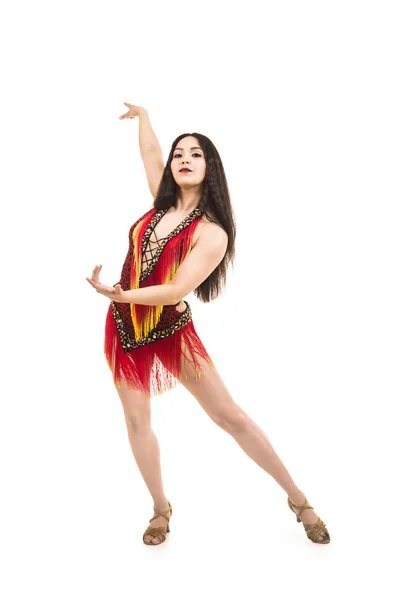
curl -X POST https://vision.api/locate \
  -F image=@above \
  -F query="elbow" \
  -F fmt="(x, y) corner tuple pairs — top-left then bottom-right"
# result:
(168, 283), (186, 305)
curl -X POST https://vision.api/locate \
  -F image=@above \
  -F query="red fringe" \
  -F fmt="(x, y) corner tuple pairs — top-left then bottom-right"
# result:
(129, 210), (200, 340)
(104, 305), (216, 399)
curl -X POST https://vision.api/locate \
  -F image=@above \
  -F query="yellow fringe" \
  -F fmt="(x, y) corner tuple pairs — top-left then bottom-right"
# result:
(129, 214), (195, 341)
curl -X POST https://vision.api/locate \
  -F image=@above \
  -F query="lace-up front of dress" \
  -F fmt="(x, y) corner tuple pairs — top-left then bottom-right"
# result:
(140, 228), (168, 275)
(104, 204), (216, 398)
(109, 205), (204, 350)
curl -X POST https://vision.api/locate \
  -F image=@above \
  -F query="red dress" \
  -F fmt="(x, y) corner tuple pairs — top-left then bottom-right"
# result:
(104, 205), (216, 398)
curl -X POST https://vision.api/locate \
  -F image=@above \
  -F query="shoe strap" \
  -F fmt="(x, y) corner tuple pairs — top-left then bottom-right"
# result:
(304, 518), (329, 539)
(143, 526), (167, 542)
(151, 502), (171, 522)
(288, 497), (314, 519)
(150, 513), (169, 523)
(145, 526), (167, 535)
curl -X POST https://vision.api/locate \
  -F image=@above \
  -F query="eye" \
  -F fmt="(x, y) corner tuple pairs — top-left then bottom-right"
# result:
(173, 152), (202, 158)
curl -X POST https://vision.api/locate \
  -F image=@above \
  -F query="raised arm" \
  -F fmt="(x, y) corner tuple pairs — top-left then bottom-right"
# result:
(119, 103), (165, 202)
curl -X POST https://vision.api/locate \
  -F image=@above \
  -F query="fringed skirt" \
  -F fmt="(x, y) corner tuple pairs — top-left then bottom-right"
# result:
(104, 300), (215, 398)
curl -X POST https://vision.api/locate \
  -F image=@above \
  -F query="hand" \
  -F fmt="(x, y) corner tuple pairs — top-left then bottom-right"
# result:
(85, 265), (128, 303)
(119, 102), (147, 120)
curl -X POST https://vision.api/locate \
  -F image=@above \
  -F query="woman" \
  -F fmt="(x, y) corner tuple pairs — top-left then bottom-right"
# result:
(86, 103), (330, 546)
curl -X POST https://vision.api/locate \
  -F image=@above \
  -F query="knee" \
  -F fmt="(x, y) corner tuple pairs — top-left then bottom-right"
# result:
(215, 406), (248, 434)
(124, 412), (151, 436)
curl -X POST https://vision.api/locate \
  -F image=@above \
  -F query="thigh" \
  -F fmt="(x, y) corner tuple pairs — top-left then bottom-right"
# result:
(114, 378), (152, 431)
(179, 337), (244, 428)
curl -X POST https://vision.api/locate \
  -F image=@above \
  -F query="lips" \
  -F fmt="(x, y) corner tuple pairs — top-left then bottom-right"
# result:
(179, 168), (192, 172)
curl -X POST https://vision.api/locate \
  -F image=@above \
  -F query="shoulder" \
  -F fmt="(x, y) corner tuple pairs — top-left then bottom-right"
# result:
(193, 215), (228, 250)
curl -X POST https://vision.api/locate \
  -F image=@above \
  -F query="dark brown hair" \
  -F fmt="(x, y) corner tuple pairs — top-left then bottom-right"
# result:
(153, 133), (236, 303)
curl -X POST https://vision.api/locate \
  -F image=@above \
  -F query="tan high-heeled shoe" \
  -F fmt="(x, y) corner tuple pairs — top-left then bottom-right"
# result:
(287, 496), (330, 544)
(142, 501), (172, 545)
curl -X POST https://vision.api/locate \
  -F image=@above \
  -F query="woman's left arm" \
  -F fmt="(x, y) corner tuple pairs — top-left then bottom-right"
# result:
(86, 225), (228, 304)
(127, 226), (227, 303)
(86, 266), (175, 304)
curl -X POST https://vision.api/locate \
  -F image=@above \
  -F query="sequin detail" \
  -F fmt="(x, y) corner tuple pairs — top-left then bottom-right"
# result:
(111, 299), (192, 352)
(111, 205), (203, 353)
(139, 206), (204, 282)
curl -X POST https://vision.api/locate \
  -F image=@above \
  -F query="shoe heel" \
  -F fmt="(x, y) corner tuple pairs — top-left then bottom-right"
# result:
(296, 516), (301, 522)
(167, 525), (170, 532)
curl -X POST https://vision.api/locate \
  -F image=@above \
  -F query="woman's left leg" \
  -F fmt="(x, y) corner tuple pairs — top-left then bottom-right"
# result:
(177, 345), (326, 539)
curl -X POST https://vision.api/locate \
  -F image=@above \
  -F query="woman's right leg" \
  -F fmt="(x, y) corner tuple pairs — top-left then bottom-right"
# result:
(114, 378), (170, 544)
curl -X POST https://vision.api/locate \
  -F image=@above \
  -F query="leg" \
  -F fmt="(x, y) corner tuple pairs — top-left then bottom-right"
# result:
(178, 346), (326, 540)
(114, 378), (170, 544)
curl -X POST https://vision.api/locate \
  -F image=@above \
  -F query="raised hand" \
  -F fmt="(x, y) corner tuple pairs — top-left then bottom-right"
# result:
(119, 102), (146, 120)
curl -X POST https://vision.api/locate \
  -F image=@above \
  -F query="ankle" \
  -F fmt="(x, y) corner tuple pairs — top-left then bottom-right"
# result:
(153, 498), (170, 512)
(287, 488), (305, 503)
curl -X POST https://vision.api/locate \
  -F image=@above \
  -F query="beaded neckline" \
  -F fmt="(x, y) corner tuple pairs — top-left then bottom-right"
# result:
(139, 205), (204, 281)
(151, 205), (203, 239)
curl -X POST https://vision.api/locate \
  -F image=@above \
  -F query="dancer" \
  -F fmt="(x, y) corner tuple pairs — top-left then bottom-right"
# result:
(86, 103), (330, 546)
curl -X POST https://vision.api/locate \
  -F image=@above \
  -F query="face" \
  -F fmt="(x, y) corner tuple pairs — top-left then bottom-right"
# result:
(170, 136), (206, 189)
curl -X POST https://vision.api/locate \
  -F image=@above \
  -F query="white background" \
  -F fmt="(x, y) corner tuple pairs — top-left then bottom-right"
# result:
(1, 1), (409, 598)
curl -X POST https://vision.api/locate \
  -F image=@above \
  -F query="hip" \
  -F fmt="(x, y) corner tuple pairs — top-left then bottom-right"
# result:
(107, 300), (192, 353)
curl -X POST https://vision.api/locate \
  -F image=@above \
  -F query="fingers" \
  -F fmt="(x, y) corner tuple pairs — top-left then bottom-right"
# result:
(85, 265), (102, 285)
(120, 103), (131, 119)
(119, 102), (136, 119)
(86, 265), (115, 298)
(85, 277), (98, 291)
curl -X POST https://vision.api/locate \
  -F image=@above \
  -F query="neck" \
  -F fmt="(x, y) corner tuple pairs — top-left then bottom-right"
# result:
(173, 188), (202, 213)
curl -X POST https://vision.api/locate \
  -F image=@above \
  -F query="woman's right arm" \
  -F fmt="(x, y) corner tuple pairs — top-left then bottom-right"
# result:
(119, 103), (165, 201)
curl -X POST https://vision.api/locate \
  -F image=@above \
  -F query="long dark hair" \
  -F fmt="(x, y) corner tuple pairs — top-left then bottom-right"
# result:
(153, 132), (236, 303)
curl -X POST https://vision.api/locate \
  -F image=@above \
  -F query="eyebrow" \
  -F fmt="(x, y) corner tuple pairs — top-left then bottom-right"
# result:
(174, 146), (202, 152)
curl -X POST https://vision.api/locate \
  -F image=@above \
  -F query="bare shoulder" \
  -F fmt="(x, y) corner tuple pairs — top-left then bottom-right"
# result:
(193, 215), (228, 249)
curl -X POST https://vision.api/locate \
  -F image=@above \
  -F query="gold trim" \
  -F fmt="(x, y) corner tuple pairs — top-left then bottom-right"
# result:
(111, 300), (192, 353)
(139, 206), (203, 282)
